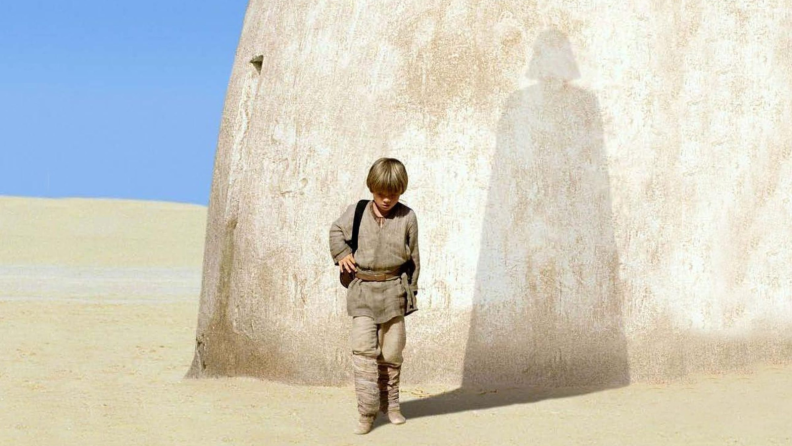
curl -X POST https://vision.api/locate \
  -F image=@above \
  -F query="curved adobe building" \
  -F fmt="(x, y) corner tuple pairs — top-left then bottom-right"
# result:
(187, 1), (792, 388)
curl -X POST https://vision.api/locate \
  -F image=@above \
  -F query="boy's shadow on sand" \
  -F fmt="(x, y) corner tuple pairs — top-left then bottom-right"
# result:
(401, 28), (631, 420)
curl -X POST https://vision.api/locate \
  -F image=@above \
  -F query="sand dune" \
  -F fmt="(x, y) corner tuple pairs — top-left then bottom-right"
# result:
(0, 196), (207, 267)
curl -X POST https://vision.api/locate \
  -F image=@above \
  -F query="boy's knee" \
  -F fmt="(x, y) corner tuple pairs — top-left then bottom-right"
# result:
(351, 316), (380, 358)
(379, 350), (403, 366)
(379, 318), (406, 365)
(352, 343), (380, 358)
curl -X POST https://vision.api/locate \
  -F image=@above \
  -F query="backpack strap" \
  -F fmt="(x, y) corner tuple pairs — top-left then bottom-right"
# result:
(349, 199), (369, 253)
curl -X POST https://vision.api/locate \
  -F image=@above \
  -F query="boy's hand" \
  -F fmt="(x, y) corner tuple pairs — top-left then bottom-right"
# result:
(339, 253), (357, 274)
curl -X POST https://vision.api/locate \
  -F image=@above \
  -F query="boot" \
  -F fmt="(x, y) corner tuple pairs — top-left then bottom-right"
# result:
(353, 414), (376, 435)
(378, 362), (406, 425)
(352, 354), (379, 434)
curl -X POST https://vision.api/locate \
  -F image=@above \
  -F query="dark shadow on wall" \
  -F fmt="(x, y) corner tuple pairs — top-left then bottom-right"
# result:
(400, 27), (630, 421)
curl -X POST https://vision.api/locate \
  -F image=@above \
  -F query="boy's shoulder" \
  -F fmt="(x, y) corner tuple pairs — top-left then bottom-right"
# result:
(396, 202), (417, 220)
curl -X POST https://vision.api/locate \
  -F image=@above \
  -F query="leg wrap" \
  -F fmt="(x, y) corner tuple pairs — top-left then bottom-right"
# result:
(377, 362), (402, 413)
(352, 354), (380, 417)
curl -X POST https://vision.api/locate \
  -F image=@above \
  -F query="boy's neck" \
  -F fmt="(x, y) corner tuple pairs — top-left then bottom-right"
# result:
(372, 201), (393, 218)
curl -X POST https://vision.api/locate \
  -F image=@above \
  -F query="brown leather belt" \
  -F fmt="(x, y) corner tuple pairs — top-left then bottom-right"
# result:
(355, 266), (404, 282)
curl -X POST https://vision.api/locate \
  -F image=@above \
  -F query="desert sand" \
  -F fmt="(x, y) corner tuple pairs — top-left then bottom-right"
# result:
(1, 196), (790, 445)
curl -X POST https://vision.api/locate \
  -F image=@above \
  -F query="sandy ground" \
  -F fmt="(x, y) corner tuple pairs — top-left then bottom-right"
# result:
(2, 197), (791, 445)
(2, 292), (791, 446)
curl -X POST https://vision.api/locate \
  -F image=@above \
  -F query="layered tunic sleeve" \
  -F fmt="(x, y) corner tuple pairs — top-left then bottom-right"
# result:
(329, 203), (356, 265)
(406, 211), (420, 297)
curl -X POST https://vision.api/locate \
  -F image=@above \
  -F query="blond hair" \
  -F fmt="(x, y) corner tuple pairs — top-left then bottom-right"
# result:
(366, 158), (408, 195)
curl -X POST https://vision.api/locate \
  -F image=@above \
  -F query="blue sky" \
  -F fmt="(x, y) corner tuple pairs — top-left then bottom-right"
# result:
(0, 2), (248, 206)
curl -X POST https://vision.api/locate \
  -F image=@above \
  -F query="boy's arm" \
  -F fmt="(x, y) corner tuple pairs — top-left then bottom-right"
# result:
(329, 204), (356, 265)
(407, 211), (420, 295)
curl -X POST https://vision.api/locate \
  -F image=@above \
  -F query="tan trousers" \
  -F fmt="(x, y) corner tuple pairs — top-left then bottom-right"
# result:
(351, 315), (406, 417)
(350, 315), (406, 364)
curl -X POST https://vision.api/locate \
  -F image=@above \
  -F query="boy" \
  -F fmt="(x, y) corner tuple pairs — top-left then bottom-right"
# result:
(329, 158), (420, 435)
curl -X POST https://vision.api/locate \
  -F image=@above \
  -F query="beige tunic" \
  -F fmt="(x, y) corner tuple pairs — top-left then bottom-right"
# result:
(329, 201), (420, 323)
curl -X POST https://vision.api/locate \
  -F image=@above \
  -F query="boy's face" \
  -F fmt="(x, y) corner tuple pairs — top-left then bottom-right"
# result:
(372, 191), (401, 215)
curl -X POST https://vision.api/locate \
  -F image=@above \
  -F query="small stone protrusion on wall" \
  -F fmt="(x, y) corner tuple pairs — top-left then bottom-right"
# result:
(249, 55), (263, 74)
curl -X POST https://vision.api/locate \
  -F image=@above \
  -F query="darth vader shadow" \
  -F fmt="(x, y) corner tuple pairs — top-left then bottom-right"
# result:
(401, 27), (630, 420)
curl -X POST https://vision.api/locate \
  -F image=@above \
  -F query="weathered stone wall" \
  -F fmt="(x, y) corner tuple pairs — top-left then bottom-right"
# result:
(187, 1), (792, 388)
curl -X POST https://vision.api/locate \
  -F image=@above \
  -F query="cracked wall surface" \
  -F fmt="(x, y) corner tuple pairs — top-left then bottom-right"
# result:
(186, 1), (792, 387)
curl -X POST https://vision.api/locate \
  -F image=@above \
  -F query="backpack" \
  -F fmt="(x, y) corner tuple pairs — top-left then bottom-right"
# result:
(339, 199), (369, 288)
